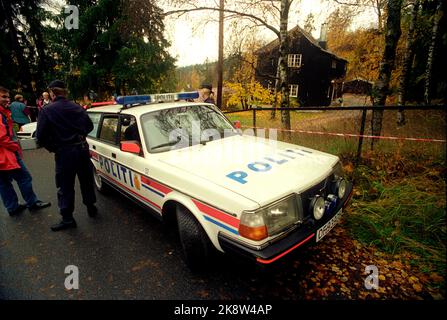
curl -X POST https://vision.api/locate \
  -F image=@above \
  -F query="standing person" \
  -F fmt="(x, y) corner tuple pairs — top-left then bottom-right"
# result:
(23, 98), (38, 122)
(36, 80), (97, 231)
(0, 86), (51, 216)
(9, 94), (31, 130)
(82, 92), (92, 110)
(37, 92), (51, 113)
(36, 94), (43, 116)
(200, 84), (215, 104)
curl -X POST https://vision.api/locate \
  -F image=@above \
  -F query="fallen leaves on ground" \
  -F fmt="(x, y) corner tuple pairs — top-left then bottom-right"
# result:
(130, 259), (159, 272)
(24, 256), (38, 265)
(297, 225), (445, 300)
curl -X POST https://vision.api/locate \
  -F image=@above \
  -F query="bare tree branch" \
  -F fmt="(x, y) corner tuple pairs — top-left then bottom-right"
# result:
(332, 0), (363, 6)
(269, 0), (281, 13)
(163, 6), (280, 37)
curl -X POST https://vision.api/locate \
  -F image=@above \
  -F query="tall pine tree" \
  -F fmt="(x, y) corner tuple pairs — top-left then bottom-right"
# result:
(48, 0), (175, 99)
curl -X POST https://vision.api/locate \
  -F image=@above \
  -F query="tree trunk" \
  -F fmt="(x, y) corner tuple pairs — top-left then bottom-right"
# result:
(424, 0), (443, 105)
(371, 0), (402, 150)
(216, 0), (224, 109)
(270, 66), (280, 119)
(279, 0), (291, 133)
(397, 0), (419, 126)
(376, 0), (383, 33)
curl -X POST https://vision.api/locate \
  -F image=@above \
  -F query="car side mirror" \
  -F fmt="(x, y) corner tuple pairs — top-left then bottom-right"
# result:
(121, 141), (141, 155)
(233, 120), (241, 129)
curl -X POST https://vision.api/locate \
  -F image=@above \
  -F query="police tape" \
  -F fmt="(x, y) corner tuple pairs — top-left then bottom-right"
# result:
(240, 126), (446, 143)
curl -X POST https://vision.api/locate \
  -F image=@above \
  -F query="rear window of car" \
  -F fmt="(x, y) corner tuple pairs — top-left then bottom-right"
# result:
(87, 112), (101, 138)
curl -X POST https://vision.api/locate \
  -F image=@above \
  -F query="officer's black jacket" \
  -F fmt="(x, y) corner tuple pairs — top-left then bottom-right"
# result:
(36, 96), (93, 152)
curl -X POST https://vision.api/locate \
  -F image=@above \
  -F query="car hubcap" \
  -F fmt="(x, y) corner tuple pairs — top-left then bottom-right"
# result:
(93, 169), (102, 189)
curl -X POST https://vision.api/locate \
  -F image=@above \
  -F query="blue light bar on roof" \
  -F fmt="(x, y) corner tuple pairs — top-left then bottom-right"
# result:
(116, 91), (199, 105)
(116, 95), (150, 105)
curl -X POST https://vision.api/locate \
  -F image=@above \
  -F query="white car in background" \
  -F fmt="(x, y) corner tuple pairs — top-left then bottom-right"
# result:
(17, 121), (37, 139)
(16, 101), (115, 140)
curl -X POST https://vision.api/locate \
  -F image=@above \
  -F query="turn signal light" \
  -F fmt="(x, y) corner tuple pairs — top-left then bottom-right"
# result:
(238, 224), (268, 241)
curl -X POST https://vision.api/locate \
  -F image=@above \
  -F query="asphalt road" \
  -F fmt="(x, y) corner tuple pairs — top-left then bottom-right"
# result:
(0, 147), (316, 300)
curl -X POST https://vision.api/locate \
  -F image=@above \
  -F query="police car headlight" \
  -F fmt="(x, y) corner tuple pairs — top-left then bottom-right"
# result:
(336, 178), (347, 199)
(239, 195), (300, 240)
(310, 196), (325, 220)
(263, 195), (299, 236)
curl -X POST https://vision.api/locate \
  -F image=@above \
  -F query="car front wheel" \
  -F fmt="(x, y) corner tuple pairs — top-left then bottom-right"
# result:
(176, 204), (212, 271)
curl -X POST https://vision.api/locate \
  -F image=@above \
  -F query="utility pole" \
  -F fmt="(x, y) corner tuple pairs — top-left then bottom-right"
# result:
(217, 0), (224, 109)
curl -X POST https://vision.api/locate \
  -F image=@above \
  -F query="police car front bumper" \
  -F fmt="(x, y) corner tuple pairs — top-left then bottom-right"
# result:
(218, 183), (353, 264)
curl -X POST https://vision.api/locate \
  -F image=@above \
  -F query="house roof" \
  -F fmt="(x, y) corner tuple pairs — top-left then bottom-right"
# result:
(344, 77), (374, 84)
(258, 25), (347, 62)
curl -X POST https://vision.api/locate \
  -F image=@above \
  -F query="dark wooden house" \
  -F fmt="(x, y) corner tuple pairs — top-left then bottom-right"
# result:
(256, 25), (347, 106)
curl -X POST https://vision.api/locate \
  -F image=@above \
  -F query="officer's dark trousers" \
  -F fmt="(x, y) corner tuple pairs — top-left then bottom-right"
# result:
(55, 142), (96, 221)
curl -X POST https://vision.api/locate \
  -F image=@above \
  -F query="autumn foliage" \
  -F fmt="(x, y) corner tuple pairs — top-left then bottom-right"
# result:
(224, 48), (273, 110)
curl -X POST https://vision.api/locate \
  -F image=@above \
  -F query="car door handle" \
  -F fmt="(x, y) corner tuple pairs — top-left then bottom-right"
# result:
(112, 153), (116, 159)
(92, 145), (96, 150)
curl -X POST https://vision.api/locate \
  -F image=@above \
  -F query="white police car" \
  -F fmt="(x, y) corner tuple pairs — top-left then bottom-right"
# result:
(86, 92), (352, 270)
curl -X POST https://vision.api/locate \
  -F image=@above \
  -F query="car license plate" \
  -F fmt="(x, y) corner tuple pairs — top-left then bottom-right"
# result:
(316, 208), (343, 242)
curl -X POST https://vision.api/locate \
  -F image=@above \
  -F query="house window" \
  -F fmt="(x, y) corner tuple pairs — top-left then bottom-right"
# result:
(289, 84), (299, 97)
(288, 54), (302, 68)
(332, 60), (337, 69)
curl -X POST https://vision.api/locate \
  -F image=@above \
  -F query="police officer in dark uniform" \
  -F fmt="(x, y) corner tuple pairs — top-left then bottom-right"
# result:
(36, 80), (97, 231)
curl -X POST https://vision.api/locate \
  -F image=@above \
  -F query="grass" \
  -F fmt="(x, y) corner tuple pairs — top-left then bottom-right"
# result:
(225, 109), (446, 159)
(345, 160), (446, 276)
(226, 109), (322, 129)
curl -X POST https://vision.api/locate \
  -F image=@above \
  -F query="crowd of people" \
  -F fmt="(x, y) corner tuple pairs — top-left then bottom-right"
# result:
(3, 91), (52, 132)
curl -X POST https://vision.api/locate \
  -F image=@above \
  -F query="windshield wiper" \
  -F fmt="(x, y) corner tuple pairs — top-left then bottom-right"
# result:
(151, 137), (181, 150)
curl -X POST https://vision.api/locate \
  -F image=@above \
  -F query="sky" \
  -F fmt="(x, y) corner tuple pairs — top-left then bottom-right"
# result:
(163, 0), (378, 67)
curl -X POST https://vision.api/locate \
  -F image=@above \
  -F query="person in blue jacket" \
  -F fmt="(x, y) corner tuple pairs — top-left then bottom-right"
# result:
(9, 94), (30, 130)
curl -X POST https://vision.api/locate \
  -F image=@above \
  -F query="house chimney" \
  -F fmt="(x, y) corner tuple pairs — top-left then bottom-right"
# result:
(318, 23), (328, 49)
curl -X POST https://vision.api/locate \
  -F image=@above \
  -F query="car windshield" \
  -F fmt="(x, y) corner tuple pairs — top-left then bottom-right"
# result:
(140, 105), (238, 153)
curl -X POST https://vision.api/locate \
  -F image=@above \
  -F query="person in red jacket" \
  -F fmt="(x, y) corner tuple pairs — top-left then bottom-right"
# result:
(0, 86), (51, 216)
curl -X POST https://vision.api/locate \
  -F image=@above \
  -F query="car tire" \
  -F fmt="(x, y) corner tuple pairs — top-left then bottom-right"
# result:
(93, 165), (108, 193)
(176, 205), (212, 271)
